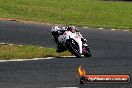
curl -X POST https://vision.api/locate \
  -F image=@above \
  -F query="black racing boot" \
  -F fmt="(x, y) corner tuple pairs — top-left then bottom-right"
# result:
(56, 45), (62, 53)
(56, 44), (66, 53)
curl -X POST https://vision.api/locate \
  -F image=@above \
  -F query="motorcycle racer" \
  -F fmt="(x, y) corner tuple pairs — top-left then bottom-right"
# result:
(51, 26), (87, 53)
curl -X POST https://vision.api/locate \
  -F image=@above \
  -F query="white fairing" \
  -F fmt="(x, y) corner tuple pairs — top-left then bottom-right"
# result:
(58, 31), (82, 54)
(51, 26), (60, 32)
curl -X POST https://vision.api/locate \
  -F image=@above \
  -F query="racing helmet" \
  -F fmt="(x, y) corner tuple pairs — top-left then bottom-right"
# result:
(51, 26), (60, 32)
(51, 26), (60, 36)
(67, 26), (76, 32)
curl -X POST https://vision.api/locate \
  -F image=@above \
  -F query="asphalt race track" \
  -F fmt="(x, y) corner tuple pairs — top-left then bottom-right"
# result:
(0, 21), (132, 88)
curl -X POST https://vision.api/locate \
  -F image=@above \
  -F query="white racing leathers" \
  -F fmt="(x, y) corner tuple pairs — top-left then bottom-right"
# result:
(58, 31), (83, 55)
(51, 26), (91, 58)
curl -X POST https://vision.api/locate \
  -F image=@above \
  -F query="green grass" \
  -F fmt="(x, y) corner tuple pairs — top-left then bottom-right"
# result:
(0, 44), (71, 60)
(0, 0), (132, 29)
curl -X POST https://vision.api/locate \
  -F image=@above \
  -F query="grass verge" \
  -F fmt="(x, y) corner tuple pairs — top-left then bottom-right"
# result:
(0, 44), (71, 60)
(0, 0), (132, 29)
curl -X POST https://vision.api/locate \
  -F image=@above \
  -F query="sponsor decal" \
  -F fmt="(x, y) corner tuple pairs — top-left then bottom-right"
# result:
(77, 66), (130, 84)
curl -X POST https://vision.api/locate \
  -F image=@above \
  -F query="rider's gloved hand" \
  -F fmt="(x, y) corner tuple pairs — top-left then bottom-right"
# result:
(81, 38), (87, 43)
(84, 39), (87, 42)
(75, 29), (79, 32)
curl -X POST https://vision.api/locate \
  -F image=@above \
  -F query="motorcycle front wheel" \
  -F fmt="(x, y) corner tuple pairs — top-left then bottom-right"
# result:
(66, 39), (81, 58)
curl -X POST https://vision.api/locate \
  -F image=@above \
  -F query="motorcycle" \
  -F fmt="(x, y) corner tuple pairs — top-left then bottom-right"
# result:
(51, 26), (91, 58)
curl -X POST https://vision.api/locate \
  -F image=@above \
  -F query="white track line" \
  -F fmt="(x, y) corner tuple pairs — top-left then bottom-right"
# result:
(111, 29), (116, 31)
(59, 56), (76, 58)
(17, 45), (23, 47)
(0, 56), (77, 62)
(123, 30), (129, 32)
(8, 44), (13, 46)
(97, 28), (131, 32)
(0, 57), (54, 62)
(57, 87), (79, 88)
(98, 28), (104, 30)
(83, 27), (89, 28)
(0, 43), (6, 45)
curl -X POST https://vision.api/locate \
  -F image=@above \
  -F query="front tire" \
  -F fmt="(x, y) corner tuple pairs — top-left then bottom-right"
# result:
(66, 39), (81, 58)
